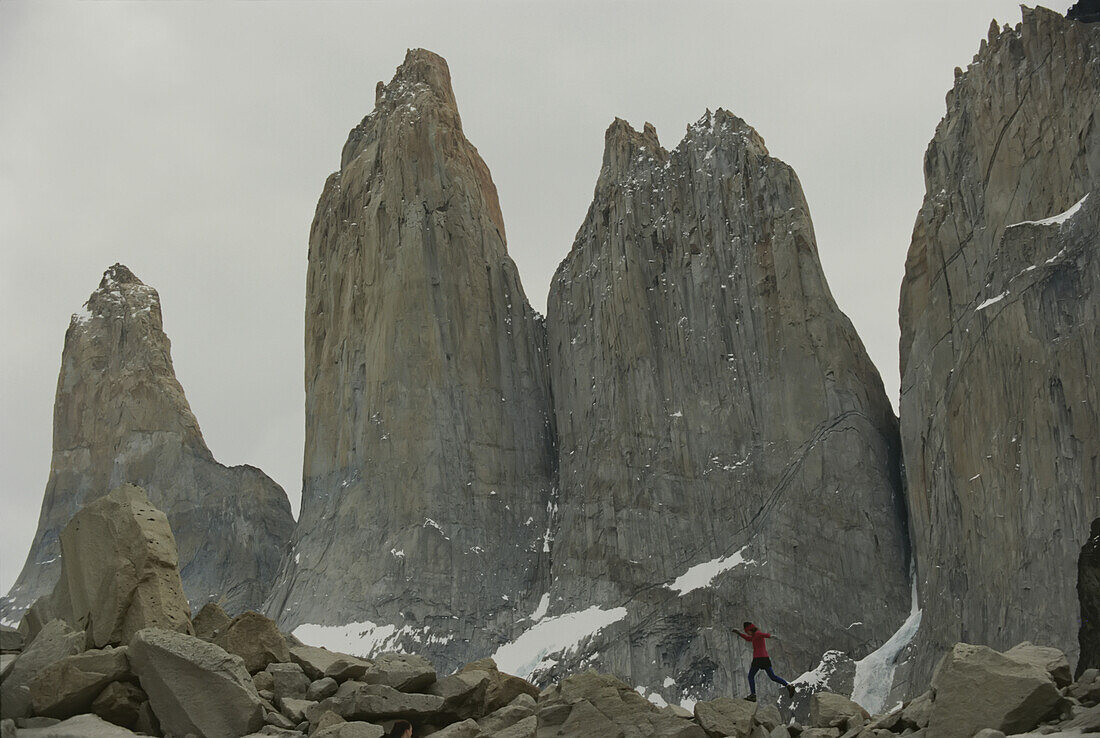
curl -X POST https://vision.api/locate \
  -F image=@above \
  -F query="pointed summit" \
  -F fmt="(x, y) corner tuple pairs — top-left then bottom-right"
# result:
(1, 265), (294, 624)
(267, 51), (554, 671)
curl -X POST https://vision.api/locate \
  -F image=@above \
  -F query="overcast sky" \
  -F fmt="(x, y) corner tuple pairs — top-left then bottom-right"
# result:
(0, 1), (1073, 593)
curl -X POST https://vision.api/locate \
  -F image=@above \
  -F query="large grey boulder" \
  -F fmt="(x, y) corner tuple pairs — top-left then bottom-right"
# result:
(361, 653), (435, 692)
(0, 619), (85, 719)
(128, 627), (265, 738)
(539, 105), (909, 699)
(536, 671), (705, 737)
(898, 6), (1100, 683)
(0, 264), (294, 623)
(0, 626), (23, 653)
(264, 49), (555, 672)
(693, 696), (755, 737)
(89, 681), (148, 730)
(926, 643), (1062, 738)
(315, 683), (445, 722)
(289, 645), (360, 680)
(13, 713), (139, 737)
(807, 693), (868, 731)
(28, 646), (130, 718)
(1004, 642), (1073, 688)
(214, 611), (291, 673)
(51, 484), (192, 647)
(193, 602), (232, 642)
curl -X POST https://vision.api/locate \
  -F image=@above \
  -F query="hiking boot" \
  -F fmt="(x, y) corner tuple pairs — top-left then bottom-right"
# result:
(745, 694), (757, 702)
(787, 684), (796, 698)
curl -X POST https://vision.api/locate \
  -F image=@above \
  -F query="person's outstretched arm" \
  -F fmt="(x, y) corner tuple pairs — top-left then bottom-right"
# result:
(733, 629), (751, 641)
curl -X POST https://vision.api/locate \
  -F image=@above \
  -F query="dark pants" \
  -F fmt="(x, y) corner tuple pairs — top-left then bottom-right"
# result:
(748, 657), (789, 694)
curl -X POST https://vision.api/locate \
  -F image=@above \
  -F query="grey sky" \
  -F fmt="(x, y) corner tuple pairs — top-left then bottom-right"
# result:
(0, 1), (1071, 593)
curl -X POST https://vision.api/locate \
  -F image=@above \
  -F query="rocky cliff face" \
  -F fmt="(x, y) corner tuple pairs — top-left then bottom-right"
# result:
(0, 265), (294, 623)
(265, 50), (555, 669)
(532, 111), (911, 703)
(899, 7), (1100, 683)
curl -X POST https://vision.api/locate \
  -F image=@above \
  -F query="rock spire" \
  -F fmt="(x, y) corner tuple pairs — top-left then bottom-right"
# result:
(535, 110), (911, 701)
(898, 6), (1100, 683)
(265, 49), (555, 669)
(0, 264), (294, 623)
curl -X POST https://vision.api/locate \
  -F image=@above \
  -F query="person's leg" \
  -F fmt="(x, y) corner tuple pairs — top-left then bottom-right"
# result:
(747, 664), (760, 695)
(764, 664), (790, 687)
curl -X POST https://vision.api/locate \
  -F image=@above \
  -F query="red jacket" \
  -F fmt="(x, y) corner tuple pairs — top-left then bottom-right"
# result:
(738, 629), (771, 658)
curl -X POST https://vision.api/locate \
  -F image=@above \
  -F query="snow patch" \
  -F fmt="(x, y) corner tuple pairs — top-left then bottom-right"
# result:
(492, 605), (628, 680)
(976, 291), (1007, 311)
(530, 593), (551, 622)
(72, 304), (94, 326)
(293, 619), (453, 658)
(1006, 193), (1089, 228)
(667, 545), (754, 595)
(850, 576), (922, 714)
(792, 649), (849, 689)
(422, 518), (449, 539)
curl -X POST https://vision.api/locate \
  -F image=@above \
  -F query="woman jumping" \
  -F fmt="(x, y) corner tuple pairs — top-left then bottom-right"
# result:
(734, 621), (796, 701)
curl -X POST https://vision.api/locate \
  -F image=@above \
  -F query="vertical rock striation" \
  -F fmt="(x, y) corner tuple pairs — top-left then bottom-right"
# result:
(266, 50), (555, 669)
(899, 7), (1100, 683)
(0, 265), (294, 623)
(538, 111), (911, 701)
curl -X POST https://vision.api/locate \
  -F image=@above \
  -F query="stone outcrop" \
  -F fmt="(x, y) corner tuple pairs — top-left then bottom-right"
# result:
(925, 643), (1062, 738)
(0, 265), (294, 622)
(0, 619), (85, 719)
(538, 109), (910, 700)
(265, 49), (555, 669)
(28, 646), (131, 719)
(48, 485), (192, 648)
(129, 627), (266, 738)
(898, 7), (1100, 682)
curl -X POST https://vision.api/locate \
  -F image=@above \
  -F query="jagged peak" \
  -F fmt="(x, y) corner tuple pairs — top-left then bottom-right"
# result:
(73, 264), (159, 328)
(98, 263), (143, 290)
(374, 48), (458, 115)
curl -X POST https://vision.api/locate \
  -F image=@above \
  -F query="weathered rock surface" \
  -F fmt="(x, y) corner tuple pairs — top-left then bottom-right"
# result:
(538, 108), (910, 699)
(537, 671), (706, 737)
(1080, 518), (1100, 678)
(13, 713), (139, 737)
(193, 602), (232, 642)
(265, 48), (554, 671)
(925, 643), (1061, 738)
(0, 265), (294, 622)
(898, 7), (1100, 683)
(215, 611), (291, 673)
(128, 627), (265, 738)
(28, 646), (130, 718)
(50, 485), (192, 647)
(89, 681), (147, 730)
(0, 619), (85, 719)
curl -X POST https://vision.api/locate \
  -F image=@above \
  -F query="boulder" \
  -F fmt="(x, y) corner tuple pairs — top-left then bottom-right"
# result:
(754, 704), (783, 731)
(312, 723), (385, 738)
(0, 719), (13, 738)
(254, 669), (276, 692)
(325, 657), (370, 683)
(494, 715), (536, 738)
(0, 654), (16, 681)
(0, 626), (23, 653)
(90, 681), (148, 730)
(276, 697), (316, 723)
(12, 713), (139, 737)
(693, 696), (756, 737)
(311, 710), (346, 732)
(0, 619), (85, 719)
(290, 645), (360, 680)
(458, 659), (538, 714)
(215, 611), (291, 673)
(799, 730), (840, 738)
(129, 627), (265, 738)
(927, 643), (1062, 738)
(264, 710), (297, 730)
(1005, 642), (1073, 688)
(28, 646), (131, 718)
(308, 677), (339, 701)
(268, 662), (311, 700)
(809, 693), (869, 730)
(362, 653), (435, 692)
(476, 693), (536, 732)
(427, 669), (490, 720)
(539, 671), (706, 737)
(54, 485), (193, 647)
(428, 719), (481, 738)
(319, 683), (445, 722)
(193, 602), (232, 642)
